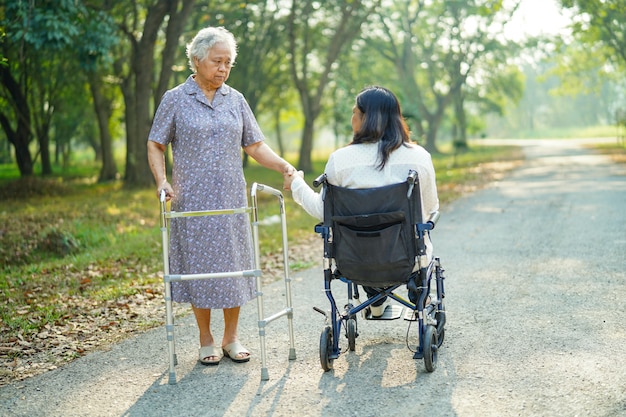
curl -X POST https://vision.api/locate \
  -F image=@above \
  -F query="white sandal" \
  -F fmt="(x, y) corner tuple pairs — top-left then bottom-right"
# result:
(199, 345), (222, 366)
(222, 341), (251, 363)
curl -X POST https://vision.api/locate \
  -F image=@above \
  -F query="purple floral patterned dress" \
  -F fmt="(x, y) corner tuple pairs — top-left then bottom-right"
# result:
(148, 76), (261, 309)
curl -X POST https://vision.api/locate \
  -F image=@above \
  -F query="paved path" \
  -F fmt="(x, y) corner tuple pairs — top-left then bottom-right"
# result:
(1, 139), (625, 417)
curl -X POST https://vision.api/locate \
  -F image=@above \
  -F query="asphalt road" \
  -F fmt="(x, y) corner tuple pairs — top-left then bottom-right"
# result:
(1, 138), (625, 417)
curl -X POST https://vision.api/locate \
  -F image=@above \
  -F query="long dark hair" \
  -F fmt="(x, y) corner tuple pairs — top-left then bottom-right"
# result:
(351, 86), (411, 170)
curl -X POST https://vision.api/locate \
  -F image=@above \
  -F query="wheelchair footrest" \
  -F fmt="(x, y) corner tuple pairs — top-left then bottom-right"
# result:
(366, 304), (404, 320)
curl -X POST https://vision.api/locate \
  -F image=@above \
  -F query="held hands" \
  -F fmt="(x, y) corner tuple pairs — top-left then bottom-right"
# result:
(282, 165), (295, 191)
(283, 168), (304, 191)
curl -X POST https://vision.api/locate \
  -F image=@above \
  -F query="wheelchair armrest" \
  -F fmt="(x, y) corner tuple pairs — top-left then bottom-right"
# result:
(417, 211), (440, 233)
(314, 222), (331, 239)
(427, 211), (440, 229)
(313, 173), (327, 188)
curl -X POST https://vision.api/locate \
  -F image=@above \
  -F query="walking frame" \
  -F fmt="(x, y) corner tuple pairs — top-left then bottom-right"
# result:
(159, 183), (296, 384)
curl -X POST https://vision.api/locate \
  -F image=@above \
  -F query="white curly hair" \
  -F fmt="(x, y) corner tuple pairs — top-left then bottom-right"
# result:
(186, 26), (238, 72)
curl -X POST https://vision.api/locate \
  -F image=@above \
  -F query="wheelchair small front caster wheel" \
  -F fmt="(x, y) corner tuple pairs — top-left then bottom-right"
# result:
(346, 318), (357, 351)
(423, 324), (438, 372)
(320, 325), (334, 371)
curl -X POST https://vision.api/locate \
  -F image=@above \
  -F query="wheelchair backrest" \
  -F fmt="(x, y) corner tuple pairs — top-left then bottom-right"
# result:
(321, 178), (424, 287)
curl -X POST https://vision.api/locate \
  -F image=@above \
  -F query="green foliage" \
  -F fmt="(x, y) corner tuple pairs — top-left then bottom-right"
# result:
(364, 0), (523, 151)
(75, 9), (120, 71)
(0, 0), (123, 179)
(474, 65), (525, 116)
(561, 0), (626, 68)
(3, 0), (117, 59)
(0, 0), (623, 183)
(4, 0), (82, 50)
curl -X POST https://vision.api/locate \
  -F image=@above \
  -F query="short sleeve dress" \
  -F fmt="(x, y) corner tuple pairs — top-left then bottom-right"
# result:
(148, 75), (261, 309)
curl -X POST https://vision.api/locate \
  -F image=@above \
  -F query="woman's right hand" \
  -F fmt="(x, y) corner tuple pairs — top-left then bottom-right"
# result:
(157, 181), (175, 201)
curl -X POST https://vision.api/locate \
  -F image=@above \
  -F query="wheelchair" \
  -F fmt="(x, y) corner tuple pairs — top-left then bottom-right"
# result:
(312, 170), (446, 372)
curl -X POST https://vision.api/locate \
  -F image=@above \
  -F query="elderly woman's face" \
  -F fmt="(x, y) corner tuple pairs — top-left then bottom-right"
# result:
(194, 42), (233, 90)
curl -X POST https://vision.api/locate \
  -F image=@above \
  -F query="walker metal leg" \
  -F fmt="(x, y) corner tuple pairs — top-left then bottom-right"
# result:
(251, 183), (297, 381)
(281, 203), (297, 362)
(252, 187), (269, 381)
(165, 280), (177, 385)
(160, 211), (178, 385)
(255, 277), (270, 381)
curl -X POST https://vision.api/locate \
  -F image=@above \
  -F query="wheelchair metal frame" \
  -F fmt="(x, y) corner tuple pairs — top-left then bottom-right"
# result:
(313, 171), (446, 372)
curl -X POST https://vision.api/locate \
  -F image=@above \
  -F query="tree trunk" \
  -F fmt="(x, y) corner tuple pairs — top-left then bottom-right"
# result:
(123, 0), (191, 188)
(274, 108), (285, 157)
(62, 141), (71, 171)
(453, 90), (468, 151)
(0, 66), (34, 177)
(121, 74), (139, 184)
(154, 0), (196, 106)
(38, 129), (52, 176)
(0, 112), (33, 176)
(288, 0), (376, 173)
(424, 98), (447, 154)
(424, 124), (439, 154)
(124, 46), (154, 187)
(88, 72), (118, 182)
(298, 117), (315, 172)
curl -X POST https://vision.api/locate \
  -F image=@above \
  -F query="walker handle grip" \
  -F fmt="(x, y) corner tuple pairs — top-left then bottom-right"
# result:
(254, 183), (283, 198)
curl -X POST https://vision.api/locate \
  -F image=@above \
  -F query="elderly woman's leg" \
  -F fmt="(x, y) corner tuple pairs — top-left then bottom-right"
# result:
(192, 306), (220, 363)
(222, 306), (250, 362)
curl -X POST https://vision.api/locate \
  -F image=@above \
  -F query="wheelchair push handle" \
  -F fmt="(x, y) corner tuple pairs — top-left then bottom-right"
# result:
(313, 173), (327, 188)
(406, 170), (418, 197)
(407, 170), (418, 184)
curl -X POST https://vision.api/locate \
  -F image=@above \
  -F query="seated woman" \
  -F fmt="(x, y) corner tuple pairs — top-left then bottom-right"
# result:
(285, 86), (439, 317)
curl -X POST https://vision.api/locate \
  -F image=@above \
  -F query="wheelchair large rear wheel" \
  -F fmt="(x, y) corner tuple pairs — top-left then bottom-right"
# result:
(346, 318), (357, 351)
(320, 325), (334, 371)
(423, 325), (438, 372)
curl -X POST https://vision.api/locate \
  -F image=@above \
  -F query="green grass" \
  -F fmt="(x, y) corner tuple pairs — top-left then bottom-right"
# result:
(0, 144), (523, 342)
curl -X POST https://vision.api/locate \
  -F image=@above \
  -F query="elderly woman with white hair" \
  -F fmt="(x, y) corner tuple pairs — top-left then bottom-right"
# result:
(147, 27), (295, 366)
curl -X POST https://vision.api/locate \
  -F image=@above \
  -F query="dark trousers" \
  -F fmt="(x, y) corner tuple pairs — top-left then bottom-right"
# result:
(363, 286), (388, 307)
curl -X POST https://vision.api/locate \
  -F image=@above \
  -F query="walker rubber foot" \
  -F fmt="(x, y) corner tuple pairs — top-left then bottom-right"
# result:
(168, 372), (177, 385)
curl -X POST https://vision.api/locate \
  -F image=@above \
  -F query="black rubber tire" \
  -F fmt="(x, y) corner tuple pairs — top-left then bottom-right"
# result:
(423, 325), (438, 372)
(435, 305), (446, 347)
(320, 326), (334, 371)
(346, 318), (357, 351)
